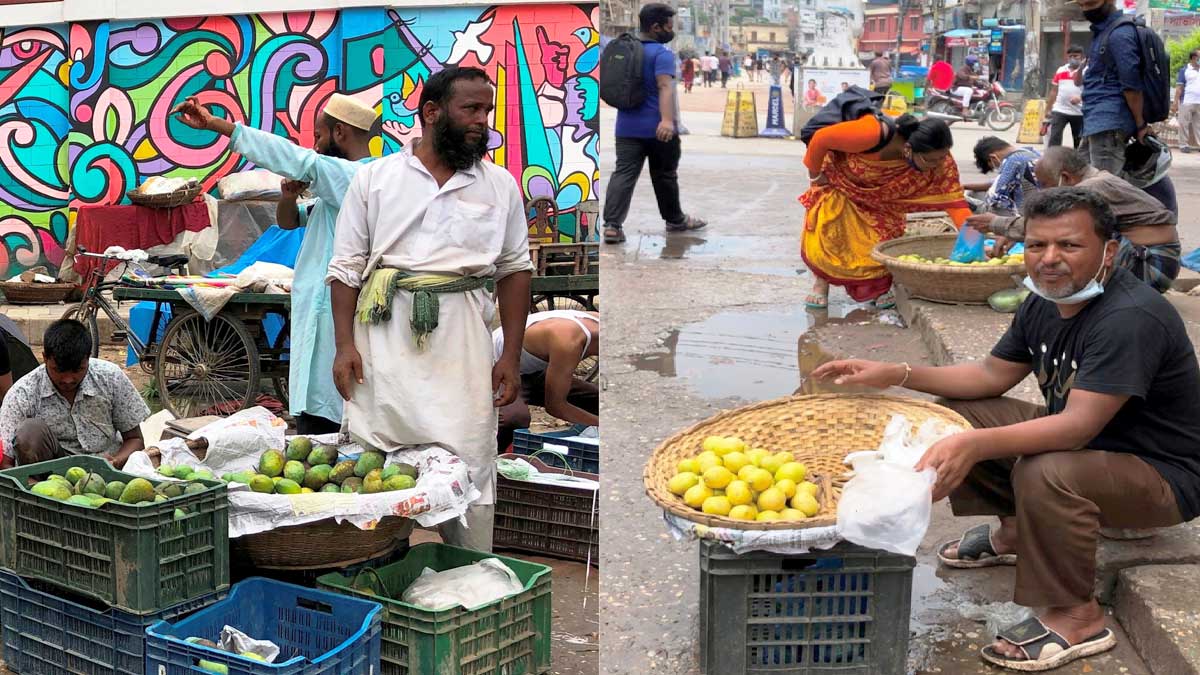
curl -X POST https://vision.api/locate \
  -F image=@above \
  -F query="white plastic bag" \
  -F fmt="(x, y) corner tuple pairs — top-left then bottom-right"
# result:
(837, 460), (935, 557)
(401, 558), (523, 611)
(217, 169), (285, 201)
(218, 625), (280, 663)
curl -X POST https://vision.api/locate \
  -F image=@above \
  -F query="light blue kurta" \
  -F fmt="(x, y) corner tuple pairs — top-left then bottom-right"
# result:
(231, 124), (371, 424)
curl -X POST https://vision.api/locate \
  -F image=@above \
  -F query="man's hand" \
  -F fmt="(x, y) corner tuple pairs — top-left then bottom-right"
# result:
(333, 347), (364, 401)
(280, 179), (308, 201)
(810, 359), (904, 389)
(492, 359), (520, 408)
(991, 236), (1014, 258)
(656, 120), (676, 142)
(965, 212), (997, 234)
(1136, 126), (1153, 143)
(914, 432), (980, 502)
(170, 96), (214, 131)
(1069, 95), (1082, 106)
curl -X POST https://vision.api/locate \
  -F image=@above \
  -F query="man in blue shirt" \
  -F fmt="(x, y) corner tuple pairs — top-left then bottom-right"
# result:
(602, 3), (706, 244)
(1077, 0), (1151, 175)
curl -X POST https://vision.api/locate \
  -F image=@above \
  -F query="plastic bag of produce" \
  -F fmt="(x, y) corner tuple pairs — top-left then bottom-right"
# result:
(837, 458), (934, 557)
(949, 224), (987, 263)
(401, 558), (523, 610)
(218, 625), (280, 662)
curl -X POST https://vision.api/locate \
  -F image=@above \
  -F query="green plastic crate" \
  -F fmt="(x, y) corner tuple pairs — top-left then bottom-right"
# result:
(0, 455), (229, 615)
(317, 542), (551, 675)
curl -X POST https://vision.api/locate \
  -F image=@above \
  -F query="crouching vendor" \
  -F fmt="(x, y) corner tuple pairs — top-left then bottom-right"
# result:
(813, 188), (1200, 671)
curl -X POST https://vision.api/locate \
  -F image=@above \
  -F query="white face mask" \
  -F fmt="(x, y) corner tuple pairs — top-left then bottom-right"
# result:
(1022, 252), (1109, 305)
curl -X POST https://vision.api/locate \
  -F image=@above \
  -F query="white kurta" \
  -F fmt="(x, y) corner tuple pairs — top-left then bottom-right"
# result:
(326, 150), (534, 504)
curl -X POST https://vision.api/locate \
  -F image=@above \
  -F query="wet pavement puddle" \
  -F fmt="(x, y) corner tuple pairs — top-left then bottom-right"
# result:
(634, 234), (794, 261)
(629, 306), (892, 400)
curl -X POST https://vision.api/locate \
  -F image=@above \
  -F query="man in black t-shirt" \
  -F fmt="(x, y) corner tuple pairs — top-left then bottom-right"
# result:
(812, 187), (1200, 671)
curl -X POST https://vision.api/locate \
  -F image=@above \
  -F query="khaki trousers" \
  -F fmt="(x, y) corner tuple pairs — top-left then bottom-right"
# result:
(1180, 103), (1200, 148)
(942, 397), (1183, 607)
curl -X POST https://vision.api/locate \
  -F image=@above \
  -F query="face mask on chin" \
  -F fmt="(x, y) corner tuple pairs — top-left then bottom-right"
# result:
(1082, 4), (1113, 22)
(1023, 253), (1109, 305)
(656, 28), (675, 43)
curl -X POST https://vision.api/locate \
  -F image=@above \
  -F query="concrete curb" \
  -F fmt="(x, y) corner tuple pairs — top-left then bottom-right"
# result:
(1115, 565), (1200, 675)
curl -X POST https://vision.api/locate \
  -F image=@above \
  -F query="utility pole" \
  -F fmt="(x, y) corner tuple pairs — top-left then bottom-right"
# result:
(1023, 0), (1043, 98)
(894, 0), (912, 78)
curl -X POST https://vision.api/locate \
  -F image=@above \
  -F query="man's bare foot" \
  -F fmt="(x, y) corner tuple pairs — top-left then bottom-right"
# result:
(989, 601), (1107, 660)
(943, 518), (1017, 561)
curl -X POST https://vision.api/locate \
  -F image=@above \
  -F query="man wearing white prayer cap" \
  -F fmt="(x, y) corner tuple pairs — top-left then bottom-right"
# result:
(172, 93), (377, 435)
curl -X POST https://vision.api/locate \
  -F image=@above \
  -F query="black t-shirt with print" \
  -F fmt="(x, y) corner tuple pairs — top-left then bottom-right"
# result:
(992, 267), (1200, 520)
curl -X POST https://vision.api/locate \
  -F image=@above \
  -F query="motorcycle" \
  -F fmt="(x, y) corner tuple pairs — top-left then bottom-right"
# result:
(924, 80), (1018, 132)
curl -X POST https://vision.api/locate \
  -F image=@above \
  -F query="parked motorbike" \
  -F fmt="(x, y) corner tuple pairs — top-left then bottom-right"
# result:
(924, 80), (1018, 132)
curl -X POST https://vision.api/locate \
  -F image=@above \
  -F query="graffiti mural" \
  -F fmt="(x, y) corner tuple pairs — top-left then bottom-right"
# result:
(0, 4), (599, 276)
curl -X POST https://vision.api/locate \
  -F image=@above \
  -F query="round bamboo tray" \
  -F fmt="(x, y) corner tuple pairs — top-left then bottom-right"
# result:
(644, 394), (969, 531)
(126, 183), (203, 208)
(904, 212), (958, 237)
(0, 281), (77, 304)
(232, 515), (414, 569)
(873, 233), (1025, 305)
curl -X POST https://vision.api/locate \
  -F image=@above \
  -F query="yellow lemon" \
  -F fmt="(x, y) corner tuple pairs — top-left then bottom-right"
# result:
(702, 436), (724, 453)
(791, 492), (820, 517)
(684, 484), (713, 509)
(774, 478), (797, 499)
(780, 508), (807, 522)
(775, 462), (808, 484)
(797, 481), (820, 497)
(668, 472), (700, 496)
(723, 452), (750, 473)
(712, 489), (725, 497)
(677, 458), (701, 474)
(737, 465), (759, 483)
(729, 504), (758, 520)
(756, 510), (781, 522)
(697, 452), (722, 473)
(759, 454), (786, 475)
(702, 495), (732, 516)
(725, 436), (747, 453)
(773, 451), (795, 464)
(703, 466), (734, 490)
(757, 487), (787, 512)
(725, 480), (753, 506)
(746, 448), (770, 467)
(749, 468), (775, 492)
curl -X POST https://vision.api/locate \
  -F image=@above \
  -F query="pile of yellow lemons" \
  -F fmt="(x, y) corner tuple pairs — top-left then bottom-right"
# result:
(667, 435), (821, 523)
(895, 253), (1024, 267)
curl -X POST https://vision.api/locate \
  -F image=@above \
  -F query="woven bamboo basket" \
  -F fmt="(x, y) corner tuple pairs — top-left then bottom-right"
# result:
(904, 212), (958, 237)
(873, 233), (1024, 305)
(231, 515), (414, 569)
(644, 394), (970, 531)
(0, 281), (77, 304)
(126, 183), (203, 208)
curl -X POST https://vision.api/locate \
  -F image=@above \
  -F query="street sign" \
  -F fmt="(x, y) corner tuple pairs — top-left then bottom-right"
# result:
(721, 89), (760, 138)
(760, 85), (792, 138)
(1017, 100), (1047, 145)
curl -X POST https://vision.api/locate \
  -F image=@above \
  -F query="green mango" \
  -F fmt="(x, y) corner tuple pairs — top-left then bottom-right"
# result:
(329, 460), (356, 485)
(174, 465), (195, 479)
(161, 483), (184, 499)
(383, 475), (416, 491)
(173, 508), (188, 520)
(392, 463), (419, 480)
(66, 494), (96, 508)
(89, 496), (111, 507)
(354, 451), (385, 478)
(283, 460), (306, 484)
(197, 660), (229, 675)
(249, 474), (275, 494)
(75, 472), (106, 496)
(304, 464), (332, 491)
(31, 481), (71, 500)
(105, 481), (126, 500)
(193, 469), (214, 481)
(154, 494), (168, 503)
(380, 465), (402, 481)
(119, 478), (156, 504)
(220, 473), (234, 483)
(307, 445), (339, 467)
(275, 478), (302, 494)
(259, 450), (285, 478)
(64, 466), (87, 485)
(321, 483), (341, 493)
(286, 436), (313, 462)
(341, 477), (363, 493)
(362, 469), (384, 494)
(158, 465), (176, 478)
(184, 482), (206, 495)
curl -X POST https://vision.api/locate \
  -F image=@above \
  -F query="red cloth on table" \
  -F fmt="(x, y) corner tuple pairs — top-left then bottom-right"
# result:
(73, 200), (210, 279)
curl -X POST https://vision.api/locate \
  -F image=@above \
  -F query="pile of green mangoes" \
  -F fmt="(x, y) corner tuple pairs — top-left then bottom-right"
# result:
(217, 436), (420, 495)
(27, 466), (207, 519)
(895, 253), (1025, 267)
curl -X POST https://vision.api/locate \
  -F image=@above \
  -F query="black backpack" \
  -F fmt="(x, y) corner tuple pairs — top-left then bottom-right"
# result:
(799, 85), (893, 150)
(599, 34), (646, 110)
(1099, 15), (1171, 125)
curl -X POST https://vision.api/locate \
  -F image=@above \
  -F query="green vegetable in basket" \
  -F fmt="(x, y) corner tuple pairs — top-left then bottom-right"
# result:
(158, 465), (177, 478)
(184, 482), (206, 496)
(160, 483), (184, 499)
(341, 477), (363, 493)
(354, 450), (385, 478)
(75, 472), (106, 497)
(228, 471), (254, 485)
(329, 460), (356, 484)
(275, 478), (302, 495)
(304, 464), (332, 490)
(307, 445), (338, 467)
(175, 465), (195, 479)
(66, 494), (95, 507)
(118, 478), (155, 504)
(197, 660), (228, 675)
(105, 481), (125, 500)
(362, 468), (384, 494)
(259, 449), (285, 478)
(286, 436), (313, 462)
(89, 496), (111, 507)
(173, 508), (188, 520)
(283, 460), (306, 484)
(249, 474), (275, 494)
(988, 287), (1031, 313)
(393, 463), (419, 480)
(383, 474), (416, 491)
(64, 466), (87, 485)
(321, 483), (341, 493)
(154, 495), (167, 503)
(193, 469), (214, 481)
(47, 474), (71, 488)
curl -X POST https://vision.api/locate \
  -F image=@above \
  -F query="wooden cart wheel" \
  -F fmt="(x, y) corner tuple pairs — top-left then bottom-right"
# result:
(156, 311), (261, 418)
(271, 320), (290, 411)
(60, 303), (100, 358)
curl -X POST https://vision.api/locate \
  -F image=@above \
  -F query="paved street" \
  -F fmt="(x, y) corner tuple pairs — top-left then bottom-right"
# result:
(598, 78), (1200, 673)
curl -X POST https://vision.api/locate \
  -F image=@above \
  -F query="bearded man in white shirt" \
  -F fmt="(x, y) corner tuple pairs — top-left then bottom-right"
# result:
(326, 66), (534, 551)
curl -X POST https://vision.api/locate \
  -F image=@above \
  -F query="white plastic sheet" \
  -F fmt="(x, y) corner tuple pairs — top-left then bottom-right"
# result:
(400, 558), (524, 611)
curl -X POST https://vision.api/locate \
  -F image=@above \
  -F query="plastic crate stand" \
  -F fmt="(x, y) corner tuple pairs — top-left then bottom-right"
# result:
(145, 577), (382, 675)
(495, 454), (598, 564)
(511, 428), (599, 474)
(699, 540), (915, 675)
(0, 569), (224, 675)
(317, 542), (552, 675)
(0, 455), (229, 614)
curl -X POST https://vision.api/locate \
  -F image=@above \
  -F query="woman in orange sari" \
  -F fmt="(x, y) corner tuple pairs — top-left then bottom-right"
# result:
(801, 114), (971, 309)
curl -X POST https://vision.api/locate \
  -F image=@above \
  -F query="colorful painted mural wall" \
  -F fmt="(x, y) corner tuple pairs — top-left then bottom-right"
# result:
(0, 4), (600, 276)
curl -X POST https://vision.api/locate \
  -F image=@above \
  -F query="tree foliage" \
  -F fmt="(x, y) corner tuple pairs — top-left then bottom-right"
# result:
(1167, 29), (1200, 76)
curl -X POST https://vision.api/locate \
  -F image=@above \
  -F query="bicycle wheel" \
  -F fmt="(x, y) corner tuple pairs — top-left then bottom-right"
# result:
(156, 311), (260, 418)
(60, 303), (100, 358)
(577, 355), (599, 384)
(271, 321), (290, 412)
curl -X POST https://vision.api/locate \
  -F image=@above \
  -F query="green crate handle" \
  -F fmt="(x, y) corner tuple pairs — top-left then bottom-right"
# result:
(526, 448), (578, 476)
(348, 566), (392, 599)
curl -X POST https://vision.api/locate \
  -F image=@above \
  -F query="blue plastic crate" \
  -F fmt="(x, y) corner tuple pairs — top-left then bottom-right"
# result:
(0, 569), (223, 675)
(511, 428), (600, 474)
(145, 577), (383, 675)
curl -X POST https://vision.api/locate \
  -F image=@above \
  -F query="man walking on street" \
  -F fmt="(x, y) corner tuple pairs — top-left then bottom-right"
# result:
(172, 92), (376, 436)
(868, 51), (892, 96)
(601, 3), (706, 244)
(1076, 0), (1150, 174)
(1045, 46), (1086, 148)
(769, 55), (784, 86)
(719, 51), (732, 88)
(1175, 49), (1200, 153)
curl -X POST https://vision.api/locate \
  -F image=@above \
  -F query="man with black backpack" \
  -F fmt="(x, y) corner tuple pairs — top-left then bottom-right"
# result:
(1076, 0), (1171, 176)
(599, 3), (706, 244)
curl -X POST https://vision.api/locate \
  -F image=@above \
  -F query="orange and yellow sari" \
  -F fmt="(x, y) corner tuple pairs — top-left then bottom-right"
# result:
(800, 117), (970, 302)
